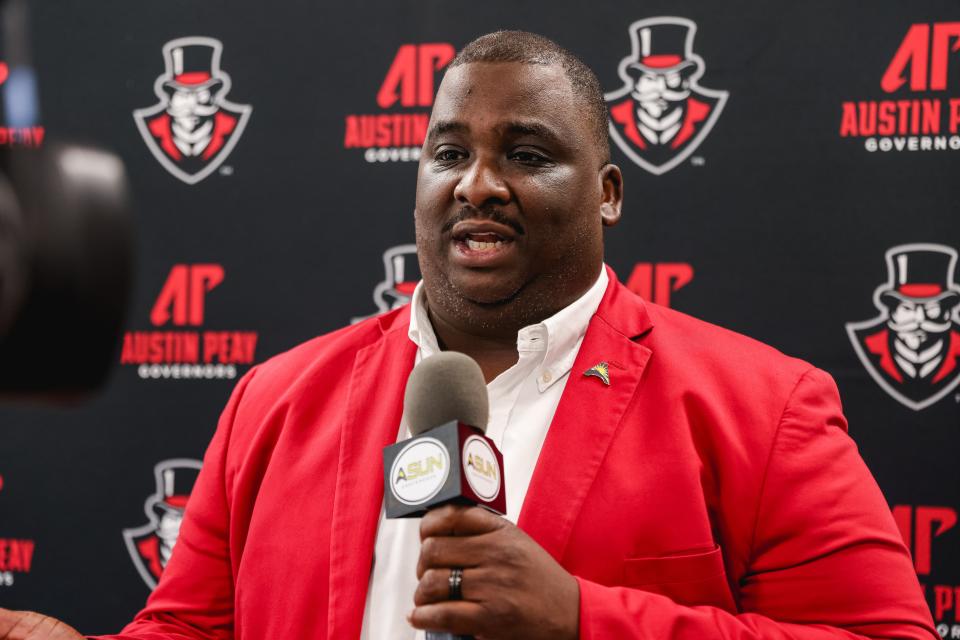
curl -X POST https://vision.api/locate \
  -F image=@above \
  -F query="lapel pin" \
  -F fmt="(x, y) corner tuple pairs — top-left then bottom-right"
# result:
(584, 361), (610, 386)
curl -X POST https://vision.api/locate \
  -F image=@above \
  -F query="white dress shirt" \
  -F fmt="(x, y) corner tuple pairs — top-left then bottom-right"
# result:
(359, 266), (609, 640)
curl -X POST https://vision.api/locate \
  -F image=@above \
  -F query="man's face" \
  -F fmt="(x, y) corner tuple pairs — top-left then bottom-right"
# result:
(415, 62), (621, 335)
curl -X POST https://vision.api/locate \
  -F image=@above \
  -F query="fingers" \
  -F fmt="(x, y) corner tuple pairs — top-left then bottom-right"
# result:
(408, 601), (489, 637)
(0, 609), (83, 640)
(420, 504), (506, 541)
(0, 610), (45, 640)
(415, 567), (489, 605)
(0, 609), (17, 638)
(416, 532), (492, 579)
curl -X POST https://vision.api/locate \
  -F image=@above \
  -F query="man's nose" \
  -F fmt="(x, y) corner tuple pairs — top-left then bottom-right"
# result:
(454, 156), (510, 207)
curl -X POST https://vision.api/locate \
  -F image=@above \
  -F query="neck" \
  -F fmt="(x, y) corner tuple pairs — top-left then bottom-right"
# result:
(422, 265), (604, 382)
(426, 306), (519, 383)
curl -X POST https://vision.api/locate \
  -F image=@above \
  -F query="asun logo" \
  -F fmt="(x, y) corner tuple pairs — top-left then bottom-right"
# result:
(462, 435), (500, 502)
(133, 37), (252, 184)
(840, 22), (960, 153)
(344, 43), (454, 163)
(390, 438), (449, 506)
(120, 264), (259, 380)
(846, 244), (960, 411)
(605, 17), (728, 175)
(123, 459), (202, 590)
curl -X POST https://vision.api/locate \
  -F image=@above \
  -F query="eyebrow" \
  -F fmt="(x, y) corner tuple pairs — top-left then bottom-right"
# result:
(499, 121), (564, 147)
(425, 119), (565, 147)
(425, 120), (468, 143)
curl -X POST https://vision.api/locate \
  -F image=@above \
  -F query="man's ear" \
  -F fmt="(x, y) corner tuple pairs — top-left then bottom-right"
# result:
(599, 164), (624, 227)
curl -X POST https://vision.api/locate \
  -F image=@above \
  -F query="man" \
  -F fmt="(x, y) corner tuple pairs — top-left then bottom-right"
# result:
(0, 31), (936, 640)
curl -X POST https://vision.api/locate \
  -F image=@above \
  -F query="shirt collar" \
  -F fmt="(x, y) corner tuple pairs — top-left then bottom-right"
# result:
(408, 266), (609, 392)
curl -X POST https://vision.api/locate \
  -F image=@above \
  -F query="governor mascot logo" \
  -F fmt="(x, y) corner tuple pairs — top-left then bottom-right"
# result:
(123, 459), (202, 589)
(847, 244), (960, 411)
(133, 37), (252, 185)
(605, 17), (728, 175)
(352, 244), (421, 323)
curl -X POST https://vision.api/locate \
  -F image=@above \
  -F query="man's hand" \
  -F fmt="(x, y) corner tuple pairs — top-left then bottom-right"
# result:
(410, 504), (579, 640)
(0, 608), (82, 640)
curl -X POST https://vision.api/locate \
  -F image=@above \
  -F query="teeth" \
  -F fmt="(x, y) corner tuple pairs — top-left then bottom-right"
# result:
(466, 239), (504, 251)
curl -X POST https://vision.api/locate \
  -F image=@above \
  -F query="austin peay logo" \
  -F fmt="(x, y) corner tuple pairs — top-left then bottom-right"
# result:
(605, 17), (728, 175)
(352, 244), (421, 323)
(134, 37), (252, 184)
(892, 505), (960, 635)
(624, 262), (694, 308)
(846, 244), (960, 411)
(0, 474), (36, 588)
(840, 22), (960, 153)
(344, 43), (454, 163)
(123, 459), (202, 590)
(120, 264), (259, 379)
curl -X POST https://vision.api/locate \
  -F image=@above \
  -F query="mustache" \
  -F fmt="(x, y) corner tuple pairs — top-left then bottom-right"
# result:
(169, 104), (218, 117)
(888, 319), (952, 333)
(633, 88), (690, 103)
(441, 206), (525, 236)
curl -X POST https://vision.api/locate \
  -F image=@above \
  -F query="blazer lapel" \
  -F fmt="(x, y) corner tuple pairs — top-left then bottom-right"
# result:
(518, 270), (654, 561)
(327, 313), (417, 639)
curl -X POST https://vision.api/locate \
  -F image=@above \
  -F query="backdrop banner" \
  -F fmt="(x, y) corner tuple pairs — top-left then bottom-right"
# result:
(0, 1), (957, 636)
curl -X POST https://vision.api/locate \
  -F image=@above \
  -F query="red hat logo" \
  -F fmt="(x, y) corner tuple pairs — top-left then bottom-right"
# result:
(847, 244), (960, 411)
(352, 244), (421, 323)
(123, 459), (202, 589)
(133, 37), (252, 185)
(605, 17), (728, 175)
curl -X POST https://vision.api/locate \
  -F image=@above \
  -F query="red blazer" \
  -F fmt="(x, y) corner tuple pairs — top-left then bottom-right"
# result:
(95, 267), (935, 639)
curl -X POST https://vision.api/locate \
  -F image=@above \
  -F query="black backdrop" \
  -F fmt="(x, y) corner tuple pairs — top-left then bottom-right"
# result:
(1, 1), (958, 636)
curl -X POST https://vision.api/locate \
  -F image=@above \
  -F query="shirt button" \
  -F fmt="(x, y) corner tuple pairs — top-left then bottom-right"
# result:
(541, 371), (552, 384)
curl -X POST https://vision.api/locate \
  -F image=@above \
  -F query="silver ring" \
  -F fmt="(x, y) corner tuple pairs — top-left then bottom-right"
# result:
(448, 567), (463, 600)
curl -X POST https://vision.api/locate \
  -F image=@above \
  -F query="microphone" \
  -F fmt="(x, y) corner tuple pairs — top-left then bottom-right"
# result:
(383, 351), (505, 517)
(382, 352), (506, 640)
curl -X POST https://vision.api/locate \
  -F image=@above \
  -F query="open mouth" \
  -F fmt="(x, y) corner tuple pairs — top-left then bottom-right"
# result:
(449, 221), (519, 265)
(458, 232), (510, 251)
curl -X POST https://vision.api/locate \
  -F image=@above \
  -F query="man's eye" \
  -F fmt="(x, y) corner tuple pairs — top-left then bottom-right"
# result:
(434, 148), (465, 162)
(510, 150), (549, 164)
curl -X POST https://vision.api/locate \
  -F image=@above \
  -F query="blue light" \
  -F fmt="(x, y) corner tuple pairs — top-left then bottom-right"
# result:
(3, 66), (40, 128)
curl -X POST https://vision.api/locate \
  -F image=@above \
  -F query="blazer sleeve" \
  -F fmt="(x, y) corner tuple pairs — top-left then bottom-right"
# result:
(576, 367), (938, 640)
(89, 367), (258, 640)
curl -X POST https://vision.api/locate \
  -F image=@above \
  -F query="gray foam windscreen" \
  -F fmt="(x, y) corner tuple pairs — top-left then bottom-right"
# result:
(404, 351), (489, 436)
